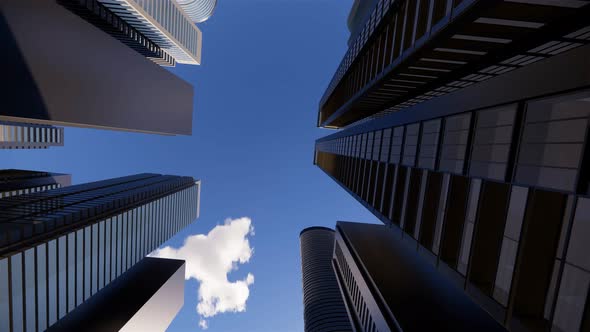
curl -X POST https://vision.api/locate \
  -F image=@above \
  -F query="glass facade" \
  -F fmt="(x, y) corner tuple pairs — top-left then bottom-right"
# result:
(315, 88), (590, 331)
(0, 122), (64, 150)
(0, 174), (200, 331)
(96, 0), (202, 65)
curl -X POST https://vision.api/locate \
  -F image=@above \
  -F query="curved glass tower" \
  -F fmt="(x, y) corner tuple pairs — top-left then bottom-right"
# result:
(176, 0), (218, 23)
(300, 227), (353, 332)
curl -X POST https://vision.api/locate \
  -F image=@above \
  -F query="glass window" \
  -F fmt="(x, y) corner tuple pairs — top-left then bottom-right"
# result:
(84, 226), (91, 300)
(0, 258), (9, 332)
(24, 248), (36, 331)
(457, 179), (481, 275)
(566, 198), (590, 270)
(116, 215), (122, 279)
(37, 244), (47, 331)
(67, 233), (75, 313)
(10, 253), (23, 332)
(553, 264), (590, 332)
(105, 219), (112, 285)
(58, 236), (67, 318)
(47, 240), (57, 325)
(99, 221), (105, 290)
(122, 212), (128, 272)
(76, 229), (83, 306)
(91, 223), (98, 295)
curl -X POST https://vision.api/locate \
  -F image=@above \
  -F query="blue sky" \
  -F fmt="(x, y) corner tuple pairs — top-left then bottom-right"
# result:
(2, 0), (380, 331)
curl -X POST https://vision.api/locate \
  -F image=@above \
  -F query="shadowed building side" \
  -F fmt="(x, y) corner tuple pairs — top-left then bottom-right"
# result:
(300, 227), (354, 332)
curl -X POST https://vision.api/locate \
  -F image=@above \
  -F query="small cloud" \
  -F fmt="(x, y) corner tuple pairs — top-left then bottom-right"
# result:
(151, 217), (255, 329)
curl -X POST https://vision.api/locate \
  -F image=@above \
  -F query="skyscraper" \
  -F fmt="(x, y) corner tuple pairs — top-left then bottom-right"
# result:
(176, 0), (217, 23)
(0, 170), (71, 199)
(0, 122), (64, 150)
(315, 1), (590, 331)
(58, 0), (209, 66)
(333, 221), (506, 332)
(300, 227), (354, 332)
(46, 257), (186, 332)
(1, 0), (218, 136)
(0, 173), (200, 332)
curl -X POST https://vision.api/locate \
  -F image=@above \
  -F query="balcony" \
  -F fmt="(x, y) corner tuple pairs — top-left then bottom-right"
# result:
(319, 0), (590, 128)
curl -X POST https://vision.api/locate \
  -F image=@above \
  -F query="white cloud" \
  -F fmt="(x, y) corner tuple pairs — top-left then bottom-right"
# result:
(151, 217), (255, 329)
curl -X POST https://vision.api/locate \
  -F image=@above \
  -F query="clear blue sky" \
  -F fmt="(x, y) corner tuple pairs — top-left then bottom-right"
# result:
(2, 0), (380, 331)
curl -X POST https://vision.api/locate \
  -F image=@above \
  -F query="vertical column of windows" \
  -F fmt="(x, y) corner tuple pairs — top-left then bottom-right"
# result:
(75, 229), (83, 307)
(57, 236), (67, 319)
(10, 252), (24, 332)
(553, 197), (590, 331)
(0, 258), (9, 332)
(493, 186), (528, 306)
(24, 248), (36, 332)
(98, 221), (105, 291)
(122, 212), (128, 274)
(105, 218), (112, 287)
(37, 243), (47, 332)
(67, 233), (75, 313)
(83, 227), (91, 301)
(457, 179), (481, 275)
(47, 239), (57, 326)
(91, 223), (98, 296)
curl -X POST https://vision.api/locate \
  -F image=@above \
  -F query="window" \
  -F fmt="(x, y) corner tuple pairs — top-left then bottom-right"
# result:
(0, 258), (9, 332)
(48, 240), (58, 325)
(10, 253), (24, 331)
(37, 244), (48, 330)
(24, 248), (36, 331)
(58, 236), (67, 318)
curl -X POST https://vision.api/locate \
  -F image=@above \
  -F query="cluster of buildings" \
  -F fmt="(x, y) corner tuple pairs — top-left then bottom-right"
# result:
(1, 0), (215, 331)
(301, 1), (590, 332)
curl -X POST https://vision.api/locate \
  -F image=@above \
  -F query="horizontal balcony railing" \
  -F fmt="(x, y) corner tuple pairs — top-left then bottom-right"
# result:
(319, 0), (590, 128)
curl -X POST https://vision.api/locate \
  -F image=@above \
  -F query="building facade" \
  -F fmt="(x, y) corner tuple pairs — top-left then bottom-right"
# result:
(0, 122), (64, 150)
(300, 227), (354, 332)
(315, 1), (590, 331)
(0, 173), (200, 332)
(333, 221), (507, 332)
(176, 0), (217, 23)
(2, 0), (197, 136)
(46, 257), (185, 332)
(57, 0), (215, 66)
(0, 170), (71, 199)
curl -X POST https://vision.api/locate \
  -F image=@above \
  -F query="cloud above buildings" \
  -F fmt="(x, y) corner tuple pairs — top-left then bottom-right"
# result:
(151, 217), (255, 329)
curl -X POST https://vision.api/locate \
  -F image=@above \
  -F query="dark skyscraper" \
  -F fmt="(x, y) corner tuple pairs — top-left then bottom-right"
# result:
(0, 170), (71, 199)
(2, 0), (197, 136)
(0, 173), (200, 332)
(300, 227), (353, 332)
(314, 1), (590, 331)
(334, 221), (505, 332)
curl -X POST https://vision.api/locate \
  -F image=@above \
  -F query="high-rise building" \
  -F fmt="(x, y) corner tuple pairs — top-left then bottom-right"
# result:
(58, 0), (212, 66)
(1, 0), (218, 135)
(315, 1), (590, 331)
(176, 0), (217, 23)
(333, 221), (506, 332)
(46, 257), (186, 332)
(0, 122), (64, 150)
(0, 170), (71, 199)
(0, 173), (201, 332)
(299, 227), (354, 332)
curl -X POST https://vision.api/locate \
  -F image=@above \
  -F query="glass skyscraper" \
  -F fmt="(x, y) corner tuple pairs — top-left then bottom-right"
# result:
(314, 1), (590, 331)
(0, 173), (200, 332)
(299, 227), (353, 332)
(0, 170), (71, 199)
